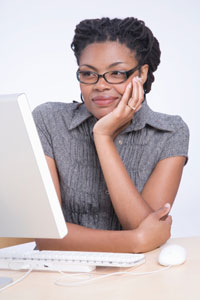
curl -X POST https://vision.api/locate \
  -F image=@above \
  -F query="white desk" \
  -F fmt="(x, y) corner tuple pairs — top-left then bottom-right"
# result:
(0, 237), (199, 300)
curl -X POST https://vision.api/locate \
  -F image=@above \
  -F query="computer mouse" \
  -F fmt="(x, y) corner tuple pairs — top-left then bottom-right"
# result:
(158, 244), (187, 266)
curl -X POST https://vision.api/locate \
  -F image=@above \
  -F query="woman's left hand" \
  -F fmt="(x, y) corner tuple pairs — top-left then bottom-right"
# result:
(93, 76), (144, 139)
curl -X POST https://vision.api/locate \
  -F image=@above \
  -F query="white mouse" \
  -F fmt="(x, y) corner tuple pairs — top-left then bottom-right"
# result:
(158, 244), (187, 266)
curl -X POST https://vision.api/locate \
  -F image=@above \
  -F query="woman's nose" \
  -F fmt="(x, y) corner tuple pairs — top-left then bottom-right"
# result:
(93, 76), (110, 90)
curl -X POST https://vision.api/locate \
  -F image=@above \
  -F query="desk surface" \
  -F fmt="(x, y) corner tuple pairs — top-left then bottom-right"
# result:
(0, 237), (199, 300)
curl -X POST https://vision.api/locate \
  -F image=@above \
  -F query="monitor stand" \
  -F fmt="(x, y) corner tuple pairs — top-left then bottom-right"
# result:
(0, 276), (13, 288)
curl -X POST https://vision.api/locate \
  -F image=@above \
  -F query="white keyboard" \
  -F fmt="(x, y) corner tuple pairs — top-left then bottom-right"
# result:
(0, 250), (145, 273)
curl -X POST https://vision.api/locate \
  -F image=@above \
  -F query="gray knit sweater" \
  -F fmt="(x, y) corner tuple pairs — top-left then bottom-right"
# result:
(32, 100), (189, 230)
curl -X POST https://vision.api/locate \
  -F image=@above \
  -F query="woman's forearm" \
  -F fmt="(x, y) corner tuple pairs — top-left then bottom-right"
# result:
(94, 133), (152, 229)
(36, 204), (172, 253)
(36, 222), (139, 253)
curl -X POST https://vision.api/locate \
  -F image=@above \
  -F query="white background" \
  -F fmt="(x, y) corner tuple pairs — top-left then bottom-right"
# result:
(0, 0), (199, 237)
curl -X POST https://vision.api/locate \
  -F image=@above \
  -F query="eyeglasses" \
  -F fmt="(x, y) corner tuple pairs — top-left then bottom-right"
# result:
(76, 65), (141, 85)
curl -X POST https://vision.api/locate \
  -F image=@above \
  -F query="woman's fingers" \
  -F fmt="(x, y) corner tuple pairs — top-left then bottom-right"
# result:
(121, 76), (144, 112)
(117, 75), (144, 117)
(136, 204), (172, 252)
(131, 77), (139, 104)
(120, 81), (132, 106)
(128, 77), (144, 111)
(138, 77), (144, 104)
(154, 203), (171, 220)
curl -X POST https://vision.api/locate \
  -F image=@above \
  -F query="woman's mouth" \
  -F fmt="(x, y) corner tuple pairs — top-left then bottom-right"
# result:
(92, 96), (119, 106)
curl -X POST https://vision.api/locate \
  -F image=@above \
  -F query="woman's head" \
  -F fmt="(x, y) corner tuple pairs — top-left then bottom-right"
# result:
(71, 17), (161, 94)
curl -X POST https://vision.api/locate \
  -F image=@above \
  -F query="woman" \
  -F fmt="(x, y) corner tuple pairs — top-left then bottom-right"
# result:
(33, 17), (189, 253)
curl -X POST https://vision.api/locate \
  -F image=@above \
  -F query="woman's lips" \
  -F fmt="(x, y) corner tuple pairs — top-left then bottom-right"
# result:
(92, 96), (118, 106)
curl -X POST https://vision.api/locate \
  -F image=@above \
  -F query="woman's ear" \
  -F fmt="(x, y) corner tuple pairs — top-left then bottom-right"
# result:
(140, 64), (149, 84)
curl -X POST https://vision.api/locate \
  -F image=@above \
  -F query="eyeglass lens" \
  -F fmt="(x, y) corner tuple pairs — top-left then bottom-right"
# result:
(78, 71), (127, 84)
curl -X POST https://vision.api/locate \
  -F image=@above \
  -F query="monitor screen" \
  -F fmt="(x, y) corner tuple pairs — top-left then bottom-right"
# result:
(0, 93), (67, 239)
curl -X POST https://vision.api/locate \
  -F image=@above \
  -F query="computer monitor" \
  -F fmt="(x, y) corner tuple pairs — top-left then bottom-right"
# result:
(0, 93), (68, 239)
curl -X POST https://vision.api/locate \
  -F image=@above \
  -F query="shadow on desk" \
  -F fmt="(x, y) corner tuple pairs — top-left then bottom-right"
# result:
(0, 238), (34, 249)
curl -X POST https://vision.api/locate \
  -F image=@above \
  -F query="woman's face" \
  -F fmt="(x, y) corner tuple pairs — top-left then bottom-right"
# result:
(78, 41), (148, 119)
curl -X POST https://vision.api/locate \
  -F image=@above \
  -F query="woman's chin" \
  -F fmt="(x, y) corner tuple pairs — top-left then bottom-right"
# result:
(91, 104), (118, 119)
(93, 109), (112, 119)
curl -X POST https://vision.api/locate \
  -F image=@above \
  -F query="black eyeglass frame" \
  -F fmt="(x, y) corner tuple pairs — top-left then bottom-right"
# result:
(76, 65), (142, 85)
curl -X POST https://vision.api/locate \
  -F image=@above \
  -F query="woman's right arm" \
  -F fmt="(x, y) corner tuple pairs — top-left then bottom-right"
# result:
(35, 156), (172, 253)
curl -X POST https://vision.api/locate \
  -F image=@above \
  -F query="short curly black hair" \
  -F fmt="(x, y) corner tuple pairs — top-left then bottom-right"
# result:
(71, 17), (161, 93)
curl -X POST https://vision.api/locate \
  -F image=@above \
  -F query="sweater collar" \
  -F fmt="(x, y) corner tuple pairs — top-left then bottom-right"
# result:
(69, 100), (174, 132)
(69, 103), (93, 130)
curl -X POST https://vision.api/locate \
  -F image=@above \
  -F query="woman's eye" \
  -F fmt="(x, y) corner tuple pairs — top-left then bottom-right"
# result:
(111, 71), (122, 76)
(110, 71), (125, 78)
(80, 71), (94, 77)
(110, 71), (126, 77)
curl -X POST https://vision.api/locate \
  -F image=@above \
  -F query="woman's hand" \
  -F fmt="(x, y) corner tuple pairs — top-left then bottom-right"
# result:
(133, 204), (172, 253)
(93, 76), (144, 139)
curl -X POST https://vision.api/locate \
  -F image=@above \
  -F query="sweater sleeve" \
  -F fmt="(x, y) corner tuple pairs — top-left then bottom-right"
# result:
(32, 104), (54, 159)
(159, 120), (190, 165)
